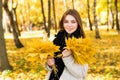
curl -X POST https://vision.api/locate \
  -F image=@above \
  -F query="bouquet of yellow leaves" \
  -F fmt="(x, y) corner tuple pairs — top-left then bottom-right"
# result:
(26, 39), (60, 75)
(26, 39), (59, 56)
(38, 40), (60, 75)
(65, 37), (96, 65)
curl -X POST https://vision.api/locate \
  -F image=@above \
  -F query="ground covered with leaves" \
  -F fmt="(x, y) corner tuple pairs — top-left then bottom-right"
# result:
(0, 29), (120, 80)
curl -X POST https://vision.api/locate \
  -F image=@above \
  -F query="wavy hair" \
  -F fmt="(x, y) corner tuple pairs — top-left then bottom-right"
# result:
(59, 9), (86, 38)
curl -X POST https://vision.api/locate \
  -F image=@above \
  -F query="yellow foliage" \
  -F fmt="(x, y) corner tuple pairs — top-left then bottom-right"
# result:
(25, 53), (40, 62)
(25, 39), (60, 74)
(5, 30), (120, 79)
(65, 37), (96, 65)
(26, 39), (59, 56)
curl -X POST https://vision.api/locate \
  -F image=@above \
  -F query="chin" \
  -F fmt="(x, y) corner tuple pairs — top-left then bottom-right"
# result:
(67, 32), (73, 34)
(66, 30), (74, 34)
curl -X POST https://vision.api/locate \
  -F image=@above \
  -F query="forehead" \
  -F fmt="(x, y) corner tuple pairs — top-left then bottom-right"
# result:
(64, 14), (76, 20)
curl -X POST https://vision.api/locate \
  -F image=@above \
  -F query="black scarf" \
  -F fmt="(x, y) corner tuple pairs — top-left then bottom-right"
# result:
(49, 29), (81, 80)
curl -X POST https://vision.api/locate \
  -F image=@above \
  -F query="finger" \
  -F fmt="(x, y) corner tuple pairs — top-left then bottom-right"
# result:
(47, 55), (53, 59)
(63, 47), (69, 50)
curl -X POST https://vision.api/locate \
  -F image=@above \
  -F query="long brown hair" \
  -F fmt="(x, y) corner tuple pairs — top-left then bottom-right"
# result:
(59, 9), (86, 38)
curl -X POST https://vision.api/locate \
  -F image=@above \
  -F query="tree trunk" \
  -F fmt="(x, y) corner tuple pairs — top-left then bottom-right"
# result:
(52, 0), (57, 32)
(111, 12), (114, 29)
(87, 0), (93, 31)
(40, 0), (47, 32)
(115, 0), (120, 33)
(107, 0), (109, 31)
(72, 0), (74, 9)
(0, 0), (12, 71)
(13, 4), (21, 36)
(110, 0), (114, 29)
(3, 0), (24, 48)
(93, 0), (101, 39)
(47, 0), (51, 37)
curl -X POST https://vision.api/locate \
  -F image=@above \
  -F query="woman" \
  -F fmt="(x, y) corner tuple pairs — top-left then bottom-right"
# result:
(46, 9), (88, 80)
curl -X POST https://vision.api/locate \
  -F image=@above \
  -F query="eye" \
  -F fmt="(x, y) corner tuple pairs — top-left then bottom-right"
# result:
(64, 20), (68, 23)
(71, 20), (77, 23)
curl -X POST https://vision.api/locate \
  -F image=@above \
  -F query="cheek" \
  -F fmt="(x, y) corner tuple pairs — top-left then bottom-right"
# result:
(75, 25), (78, 30)
(63, 24), (67, 29)
(73, 24), (78, 30)
(63, 23), (68, 27)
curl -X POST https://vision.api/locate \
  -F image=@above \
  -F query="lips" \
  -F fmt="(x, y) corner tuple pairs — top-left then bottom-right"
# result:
(66, 28), (73, 31)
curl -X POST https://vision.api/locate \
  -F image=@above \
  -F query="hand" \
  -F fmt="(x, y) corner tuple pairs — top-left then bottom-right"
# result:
(46, 55), (55, 67)
(62, 48), (72, 57)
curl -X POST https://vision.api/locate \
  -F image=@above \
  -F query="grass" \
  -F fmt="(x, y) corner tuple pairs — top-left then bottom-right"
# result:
(1, 28), (120, 80)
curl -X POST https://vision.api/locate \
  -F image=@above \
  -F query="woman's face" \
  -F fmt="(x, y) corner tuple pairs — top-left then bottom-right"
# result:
(63, 14), (78, 34)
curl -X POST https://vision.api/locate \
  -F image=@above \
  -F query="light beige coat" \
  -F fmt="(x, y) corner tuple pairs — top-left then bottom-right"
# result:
(45, 55), (88, 80)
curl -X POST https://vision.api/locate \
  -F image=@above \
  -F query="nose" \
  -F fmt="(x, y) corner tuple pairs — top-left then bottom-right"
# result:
(67, 22), (72, 27)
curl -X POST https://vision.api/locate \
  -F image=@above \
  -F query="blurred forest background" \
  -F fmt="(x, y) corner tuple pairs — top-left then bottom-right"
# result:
(0, 0), (120, 80)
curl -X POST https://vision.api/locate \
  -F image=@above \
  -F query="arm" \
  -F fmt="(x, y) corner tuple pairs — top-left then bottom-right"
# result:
(62, 55), (88, 78)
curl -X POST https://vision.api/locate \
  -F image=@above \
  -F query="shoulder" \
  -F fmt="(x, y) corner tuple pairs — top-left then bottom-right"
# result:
(53, 30), (65, 46)
(55, 30), (65, 38)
